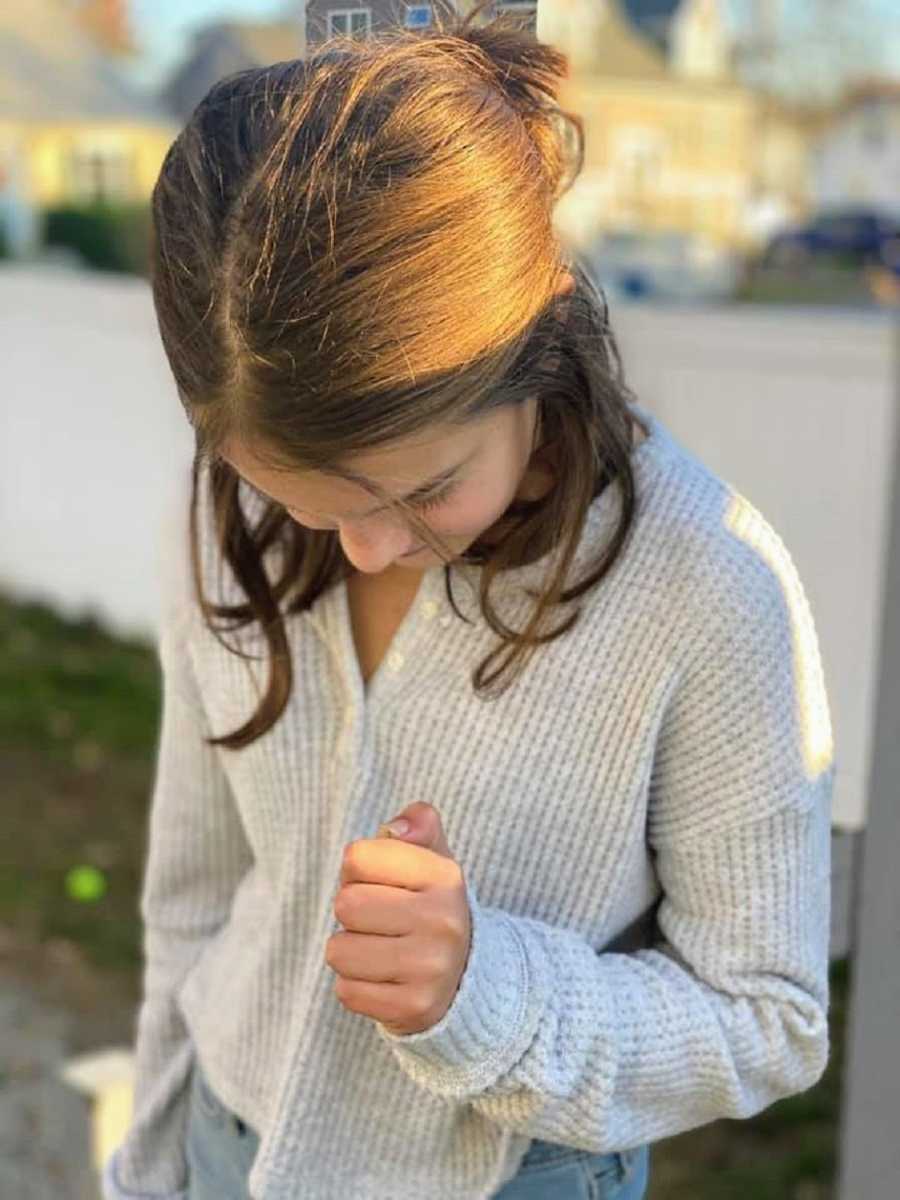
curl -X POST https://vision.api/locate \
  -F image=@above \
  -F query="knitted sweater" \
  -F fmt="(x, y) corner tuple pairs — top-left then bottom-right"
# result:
(103, 401), (836, 1200)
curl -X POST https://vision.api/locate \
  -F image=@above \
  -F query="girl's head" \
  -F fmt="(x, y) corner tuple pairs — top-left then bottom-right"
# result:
(218, 271), (573, 578)
(149, 0), (648, 748)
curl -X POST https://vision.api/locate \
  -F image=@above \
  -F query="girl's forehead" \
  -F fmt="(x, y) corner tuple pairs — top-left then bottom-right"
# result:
(219, 419), (492, 517)
(223, 408), (506, 482)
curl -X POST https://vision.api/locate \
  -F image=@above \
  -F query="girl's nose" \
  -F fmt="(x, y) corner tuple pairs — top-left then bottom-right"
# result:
(338, 522), (418, 574)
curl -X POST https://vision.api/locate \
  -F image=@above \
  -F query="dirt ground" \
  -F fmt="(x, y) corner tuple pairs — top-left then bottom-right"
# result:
(0, 925), (138, 1200)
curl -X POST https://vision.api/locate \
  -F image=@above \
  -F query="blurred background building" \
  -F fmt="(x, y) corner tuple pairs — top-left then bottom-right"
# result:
(812, 76), (900, 213)
(0, 2), (177, 259)
(2, 1), (896, 291)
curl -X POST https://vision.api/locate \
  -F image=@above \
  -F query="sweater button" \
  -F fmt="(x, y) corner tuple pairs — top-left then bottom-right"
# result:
(387, 651), (404, 672)
(420, 599), (439, 619)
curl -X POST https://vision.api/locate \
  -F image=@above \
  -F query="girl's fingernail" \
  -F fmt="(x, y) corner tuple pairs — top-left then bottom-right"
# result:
(386, 819), (410, 836)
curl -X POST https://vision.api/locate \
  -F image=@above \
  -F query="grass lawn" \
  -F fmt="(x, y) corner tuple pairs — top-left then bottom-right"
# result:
(734, 260), (892, 310)
(0, 589), (850, 1198)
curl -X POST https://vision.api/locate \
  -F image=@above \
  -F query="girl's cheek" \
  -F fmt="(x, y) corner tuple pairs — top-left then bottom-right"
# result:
(436, 494), (497, 535)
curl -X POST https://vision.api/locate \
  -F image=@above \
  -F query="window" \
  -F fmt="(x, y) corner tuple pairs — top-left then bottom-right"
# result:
(69, 140), (135, 204)
(327, 8), (372, 38)
(613, 129), (665, 196)
(404, 4), (432, 28)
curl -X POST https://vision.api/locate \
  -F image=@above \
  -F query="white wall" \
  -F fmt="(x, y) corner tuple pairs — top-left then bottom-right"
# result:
(611, 301), (897, 833)
(2, 264), (895, 831)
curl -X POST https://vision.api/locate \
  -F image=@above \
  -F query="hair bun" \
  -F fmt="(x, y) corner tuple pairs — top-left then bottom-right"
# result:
(447, 0), (574, 200)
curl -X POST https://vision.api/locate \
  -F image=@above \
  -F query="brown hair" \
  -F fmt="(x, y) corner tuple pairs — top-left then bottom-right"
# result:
(149, 0), (650, 750)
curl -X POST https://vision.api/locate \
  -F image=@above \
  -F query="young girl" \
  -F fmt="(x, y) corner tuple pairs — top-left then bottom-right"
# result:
(103, 5), (835, 1199)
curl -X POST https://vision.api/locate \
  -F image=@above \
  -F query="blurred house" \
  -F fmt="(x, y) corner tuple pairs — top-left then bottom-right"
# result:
(546, 0), (839, 253)
(539, 0), (763, 252)
(161, 20), (306, 127)
(300, 0), (765, 251)
(0, 0), (178, 258)
(811, 77), (900, 219)
(156, 0), (828, 258)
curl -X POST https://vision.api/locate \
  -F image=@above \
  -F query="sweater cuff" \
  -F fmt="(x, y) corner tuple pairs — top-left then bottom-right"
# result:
(101, 1147), (189, 1200)
(376, 879), (534, 1095)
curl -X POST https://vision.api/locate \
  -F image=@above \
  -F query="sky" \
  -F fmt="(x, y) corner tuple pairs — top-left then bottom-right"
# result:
(123, 0), (900, 96)
(126, 0), (294, 86)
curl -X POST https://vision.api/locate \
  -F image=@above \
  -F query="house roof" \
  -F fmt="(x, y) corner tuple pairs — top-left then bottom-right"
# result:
(177, 19), (304, 70)
(218, 21), (304, 66)
(160, 20), (304, 124)
(0, 0), (171, 123)
(753, 89), (835, 136)
(836, 75), (900, 113)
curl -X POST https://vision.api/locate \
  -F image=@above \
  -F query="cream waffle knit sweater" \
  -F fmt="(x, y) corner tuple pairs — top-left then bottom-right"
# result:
(103, 402), (836, 1200)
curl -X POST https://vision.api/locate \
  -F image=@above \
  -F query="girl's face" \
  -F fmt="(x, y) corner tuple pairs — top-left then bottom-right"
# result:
(220, 394), (555, 579)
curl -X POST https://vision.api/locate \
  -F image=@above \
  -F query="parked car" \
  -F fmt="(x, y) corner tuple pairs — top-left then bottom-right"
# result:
(581, 230), (743, 304)
(759, 208), (900, 272)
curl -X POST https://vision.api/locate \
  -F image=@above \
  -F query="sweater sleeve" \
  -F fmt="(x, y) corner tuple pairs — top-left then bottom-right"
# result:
(102, 595), (255, 1197)
(376, 516), (837, 1153)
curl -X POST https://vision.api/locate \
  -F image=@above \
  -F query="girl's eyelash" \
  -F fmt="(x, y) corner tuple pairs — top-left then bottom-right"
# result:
(257, 478), (459, 520)
(416, 482), (458, 512)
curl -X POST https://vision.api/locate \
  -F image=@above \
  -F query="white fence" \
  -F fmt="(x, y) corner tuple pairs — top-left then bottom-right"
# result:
(4, 266), (893, 829)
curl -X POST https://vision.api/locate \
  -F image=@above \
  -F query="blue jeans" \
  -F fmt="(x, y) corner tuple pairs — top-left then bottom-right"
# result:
(186, 1059), (650, 1199)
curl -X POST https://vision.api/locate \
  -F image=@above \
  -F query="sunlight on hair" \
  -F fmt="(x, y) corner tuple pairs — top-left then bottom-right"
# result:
(724, 490), (835, 782)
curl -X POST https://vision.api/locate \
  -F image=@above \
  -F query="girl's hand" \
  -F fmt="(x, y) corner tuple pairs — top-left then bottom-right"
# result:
(325, 802), (472, 1036)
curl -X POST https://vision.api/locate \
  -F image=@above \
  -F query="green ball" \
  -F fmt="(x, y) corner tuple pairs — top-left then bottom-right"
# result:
(65, 865), (107, 903)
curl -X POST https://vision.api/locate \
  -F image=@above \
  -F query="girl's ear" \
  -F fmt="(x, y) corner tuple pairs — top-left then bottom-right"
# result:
(556, 271), (575, 296)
